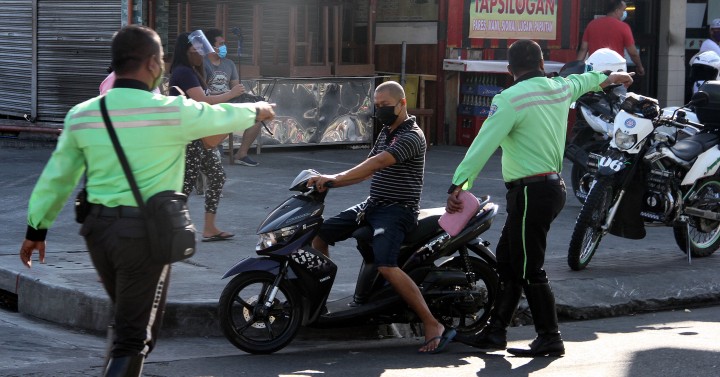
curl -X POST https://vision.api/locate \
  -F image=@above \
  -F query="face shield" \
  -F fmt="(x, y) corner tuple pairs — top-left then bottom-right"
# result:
(188, 30), (214, 56)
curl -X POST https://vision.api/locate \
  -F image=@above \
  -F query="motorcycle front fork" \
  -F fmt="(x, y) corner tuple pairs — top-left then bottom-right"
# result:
(262, 260), (290, 310)
(602, 189), (627, 234)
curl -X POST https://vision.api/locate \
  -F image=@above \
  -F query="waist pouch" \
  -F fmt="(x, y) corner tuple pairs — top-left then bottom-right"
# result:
(145, 190), (196, 264)
(75, 188), (91, 224)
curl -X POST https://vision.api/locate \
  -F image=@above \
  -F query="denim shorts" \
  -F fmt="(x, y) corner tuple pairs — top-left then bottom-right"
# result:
(317, 202), (418, 267)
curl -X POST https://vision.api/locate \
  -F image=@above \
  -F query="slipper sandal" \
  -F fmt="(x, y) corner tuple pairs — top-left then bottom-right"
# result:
(202, 232), (235, 242)
(431, 328), (457, 354)
(418, 327), (457, 354)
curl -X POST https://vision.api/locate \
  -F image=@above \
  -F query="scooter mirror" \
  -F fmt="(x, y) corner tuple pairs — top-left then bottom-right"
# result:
(290, 169), (321, 191)
(689, 91), (710, 108)
(558, 60), (587, 78)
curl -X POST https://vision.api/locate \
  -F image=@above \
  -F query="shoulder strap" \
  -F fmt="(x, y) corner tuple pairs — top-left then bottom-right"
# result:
(99, 96), (148, 214)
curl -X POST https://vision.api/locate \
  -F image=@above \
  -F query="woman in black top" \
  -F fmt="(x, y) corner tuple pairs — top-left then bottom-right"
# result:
(169, 32), (244, 242)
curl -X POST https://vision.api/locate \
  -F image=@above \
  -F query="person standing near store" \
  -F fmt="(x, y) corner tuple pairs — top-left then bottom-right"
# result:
(306, 81), (456, 354)
(203, 28), (263, 167)
(576, 0), (645, 76)
(448, 40), (633, 357)
(700, 19), (720, 55)
(169, 31), (245, 242)
(19, 25), (274, 376)
(690, 19), (720, 94)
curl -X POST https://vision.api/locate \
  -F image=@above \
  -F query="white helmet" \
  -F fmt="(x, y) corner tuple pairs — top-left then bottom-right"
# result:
(586, 48), (627, 73)
(690, 51), (720, 82)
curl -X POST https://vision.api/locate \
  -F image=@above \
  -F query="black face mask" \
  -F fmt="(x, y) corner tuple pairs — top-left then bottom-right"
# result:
(375, 104), (399, 126)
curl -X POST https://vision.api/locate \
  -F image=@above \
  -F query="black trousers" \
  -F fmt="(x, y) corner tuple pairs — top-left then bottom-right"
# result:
(495, 179), (566, 285)
(80, 213), (170, 358)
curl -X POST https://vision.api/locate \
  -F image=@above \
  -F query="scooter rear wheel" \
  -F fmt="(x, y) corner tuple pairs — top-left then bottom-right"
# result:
(436, 256), (498, 334)
(218, 271), (303, 354)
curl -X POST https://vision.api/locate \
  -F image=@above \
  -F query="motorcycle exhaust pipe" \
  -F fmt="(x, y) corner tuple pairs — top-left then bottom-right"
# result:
(684, 207), (720, 221)
(421, 270), (469, 288)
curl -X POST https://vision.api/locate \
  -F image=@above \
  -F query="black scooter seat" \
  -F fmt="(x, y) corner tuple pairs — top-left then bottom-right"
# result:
(350, 208), (444, 248)
(669, 133), (720, 161)
(406, 208), (446, 245)
(351, 196), (490, 252)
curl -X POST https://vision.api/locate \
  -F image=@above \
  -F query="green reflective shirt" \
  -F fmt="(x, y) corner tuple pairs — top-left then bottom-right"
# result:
(27, 82), (257, 233)
(452, 71), (608, 189)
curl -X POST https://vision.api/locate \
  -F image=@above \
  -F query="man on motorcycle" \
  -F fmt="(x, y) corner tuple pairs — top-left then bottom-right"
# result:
(307, 81), (455, 354)
(447, 40), (633, 357)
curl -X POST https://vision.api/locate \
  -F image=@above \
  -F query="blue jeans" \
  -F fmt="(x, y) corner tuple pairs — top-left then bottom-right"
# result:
(317, 202), (417, 267)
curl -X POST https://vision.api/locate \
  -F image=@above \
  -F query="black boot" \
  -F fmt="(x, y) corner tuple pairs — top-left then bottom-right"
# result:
(507, 283), (565, 357)
(454, 281), (522, 351)
(104, 355), (145, 377)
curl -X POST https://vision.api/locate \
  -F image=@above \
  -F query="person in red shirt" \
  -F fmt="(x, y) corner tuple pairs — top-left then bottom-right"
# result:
(577, 0), (645, 76)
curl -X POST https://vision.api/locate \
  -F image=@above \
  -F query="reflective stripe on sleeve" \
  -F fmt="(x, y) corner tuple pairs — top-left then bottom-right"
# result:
(69, 106), (180, 120)
(70, 118), (182, 131)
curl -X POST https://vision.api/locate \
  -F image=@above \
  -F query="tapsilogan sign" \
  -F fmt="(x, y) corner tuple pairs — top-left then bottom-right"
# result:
(469, 0), (558, 40)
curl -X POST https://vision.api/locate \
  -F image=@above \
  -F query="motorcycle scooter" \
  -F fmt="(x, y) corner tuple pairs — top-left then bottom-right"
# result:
(560, 51), (701, 203)
(218, 170), (499, 354)
(567, 89), (720, 271)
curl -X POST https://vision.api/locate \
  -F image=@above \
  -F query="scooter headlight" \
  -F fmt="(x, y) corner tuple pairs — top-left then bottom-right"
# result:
(257, 225), (299, 250)
(614, 129), (637, 150)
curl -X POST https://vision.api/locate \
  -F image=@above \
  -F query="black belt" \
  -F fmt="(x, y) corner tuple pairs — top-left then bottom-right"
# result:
(89, 204), (144, 218)
(505, 173), (561, 189)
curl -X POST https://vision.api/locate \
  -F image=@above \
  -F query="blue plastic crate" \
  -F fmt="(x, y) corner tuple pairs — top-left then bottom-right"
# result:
(460, 84), (503, 96)
(457, 105), (490, 116)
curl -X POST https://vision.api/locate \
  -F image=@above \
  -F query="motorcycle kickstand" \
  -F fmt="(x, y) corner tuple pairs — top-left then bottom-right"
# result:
(682, 216), (692, 265)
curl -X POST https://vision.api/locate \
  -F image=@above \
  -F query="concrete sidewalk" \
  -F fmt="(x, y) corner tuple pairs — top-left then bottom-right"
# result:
(1, 145), (719, 338)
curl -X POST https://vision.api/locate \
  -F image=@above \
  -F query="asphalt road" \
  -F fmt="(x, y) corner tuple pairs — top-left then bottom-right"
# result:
(3, 144), (720, 339)
(1, 304), (719, 377)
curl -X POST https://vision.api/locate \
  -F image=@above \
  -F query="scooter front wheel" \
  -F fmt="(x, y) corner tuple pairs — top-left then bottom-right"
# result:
(218, 271), (303, 354)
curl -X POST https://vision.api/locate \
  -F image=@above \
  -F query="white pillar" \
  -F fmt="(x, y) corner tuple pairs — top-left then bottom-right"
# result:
(656, 0), (686, 107)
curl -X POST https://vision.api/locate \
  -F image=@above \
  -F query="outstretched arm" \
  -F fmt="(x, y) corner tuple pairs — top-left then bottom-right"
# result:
(600, 72), (634, 89)
(307, 151), (397, 192)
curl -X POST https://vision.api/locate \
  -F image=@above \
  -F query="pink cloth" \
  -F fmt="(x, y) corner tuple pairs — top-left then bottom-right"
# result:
(99, 72), (116, 94)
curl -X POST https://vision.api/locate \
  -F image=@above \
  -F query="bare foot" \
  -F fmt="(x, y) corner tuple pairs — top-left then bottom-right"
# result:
(418, 323), (445, 353)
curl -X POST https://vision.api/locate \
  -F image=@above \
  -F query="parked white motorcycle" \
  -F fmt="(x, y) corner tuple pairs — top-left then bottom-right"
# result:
(564, 49), (702, 203)
(567, 83), (720, 271)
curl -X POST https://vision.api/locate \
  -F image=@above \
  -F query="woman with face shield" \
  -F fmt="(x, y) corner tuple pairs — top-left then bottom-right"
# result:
(169, 31), (245, 242)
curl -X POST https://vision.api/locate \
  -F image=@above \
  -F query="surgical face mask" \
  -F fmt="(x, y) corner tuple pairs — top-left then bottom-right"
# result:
(375, 104), (399, 126)
(620, 10), (627, 21)
(150, 58), (165, 91)
(218, 45), (228, 59)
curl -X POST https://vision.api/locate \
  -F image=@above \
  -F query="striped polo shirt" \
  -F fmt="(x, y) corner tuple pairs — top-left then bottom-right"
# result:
(368, 116), (426, 211)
